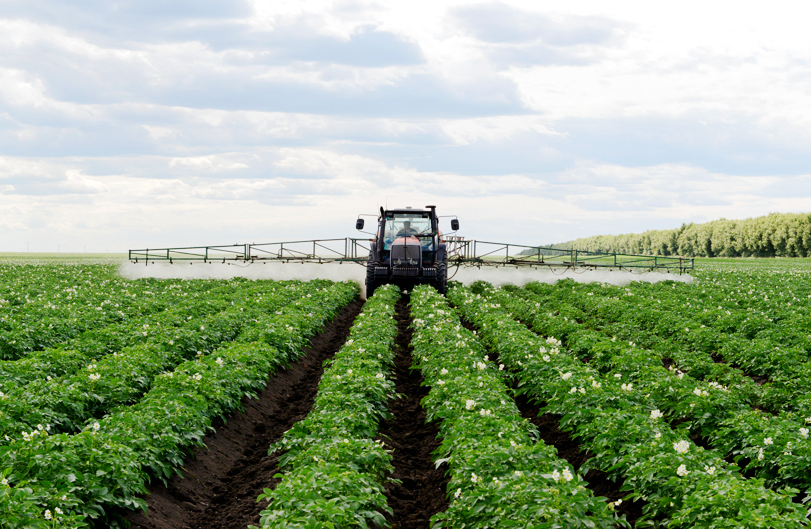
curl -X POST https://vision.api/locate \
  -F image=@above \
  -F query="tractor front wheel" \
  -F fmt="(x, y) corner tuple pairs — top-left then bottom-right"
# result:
(365, 263), (379, 299)
(434, 260), (447, 295)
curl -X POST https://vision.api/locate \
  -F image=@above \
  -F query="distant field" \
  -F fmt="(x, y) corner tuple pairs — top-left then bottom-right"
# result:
(0, 252), (127, 265)
(693, 256), (811, 269)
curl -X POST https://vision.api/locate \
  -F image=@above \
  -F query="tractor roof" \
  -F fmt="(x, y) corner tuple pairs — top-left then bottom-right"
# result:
(385, 208), (433, 215)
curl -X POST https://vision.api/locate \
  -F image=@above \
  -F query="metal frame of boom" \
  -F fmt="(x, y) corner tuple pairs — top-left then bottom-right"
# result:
(129, 237), (694, 273)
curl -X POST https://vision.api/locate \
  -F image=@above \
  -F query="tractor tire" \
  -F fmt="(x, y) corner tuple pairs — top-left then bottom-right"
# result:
(435, 260), (447, 295)
(365, 263), (379, 299)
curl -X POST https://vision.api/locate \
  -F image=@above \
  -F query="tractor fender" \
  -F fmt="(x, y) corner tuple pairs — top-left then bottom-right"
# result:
(436, 242), (447, 262)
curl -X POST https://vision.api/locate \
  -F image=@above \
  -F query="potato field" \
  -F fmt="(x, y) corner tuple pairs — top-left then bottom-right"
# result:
(2, 258), (811, 528)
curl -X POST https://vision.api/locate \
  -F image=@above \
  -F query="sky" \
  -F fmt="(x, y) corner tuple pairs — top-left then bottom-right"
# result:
(1, 0), (810, 253)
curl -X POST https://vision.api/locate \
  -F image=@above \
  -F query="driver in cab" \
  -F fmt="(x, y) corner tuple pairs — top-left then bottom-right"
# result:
(396, 221), (419, 238)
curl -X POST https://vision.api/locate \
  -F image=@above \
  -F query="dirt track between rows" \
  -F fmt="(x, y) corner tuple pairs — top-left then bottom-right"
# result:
(122, 299), (364, 529)
(379, 295), (449, 528)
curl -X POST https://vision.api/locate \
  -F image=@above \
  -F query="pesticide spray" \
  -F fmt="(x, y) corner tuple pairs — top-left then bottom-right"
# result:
(119, 261), (692, 297)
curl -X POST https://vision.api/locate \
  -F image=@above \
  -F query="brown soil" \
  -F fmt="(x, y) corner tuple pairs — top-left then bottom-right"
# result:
(379, 295), (450, 528)
(119, 299), (364, 529)
(749, 374), (771, 386)
(512, 394), (648, 527)
(710, 353), (773, 385)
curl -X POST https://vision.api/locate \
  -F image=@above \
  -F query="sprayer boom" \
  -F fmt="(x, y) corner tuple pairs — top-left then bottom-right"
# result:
(130, 206), (693, 297)
(129, 239), (693, 273)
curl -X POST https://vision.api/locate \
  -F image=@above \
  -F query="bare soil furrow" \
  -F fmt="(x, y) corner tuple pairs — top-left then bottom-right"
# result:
(456, 312), (648, 527)
(120, 298), (364, 529)
(379, 295), (449, 529)
(512, 394), (647, 527)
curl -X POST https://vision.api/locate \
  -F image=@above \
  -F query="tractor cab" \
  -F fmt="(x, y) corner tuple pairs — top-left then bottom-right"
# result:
(358, 205), (459, 297)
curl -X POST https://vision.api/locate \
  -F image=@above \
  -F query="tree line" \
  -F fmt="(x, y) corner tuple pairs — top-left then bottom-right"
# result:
(555, 212), (811, 258)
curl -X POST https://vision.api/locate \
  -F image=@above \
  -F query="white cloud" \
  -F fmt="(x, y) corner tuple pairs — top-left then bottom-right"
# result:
(1, 0), (810, 252)
(169, 155), (250, 171)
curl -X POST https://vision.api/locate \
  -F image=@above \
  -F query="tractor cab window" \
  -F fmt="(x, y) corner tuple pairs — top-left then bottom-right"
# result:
(383, 213), (432, 250)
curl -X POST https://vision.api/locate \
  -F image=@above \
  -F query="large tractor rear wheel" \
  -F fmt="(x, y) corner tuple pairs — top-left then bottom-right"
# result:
(365, 262), (379, 299)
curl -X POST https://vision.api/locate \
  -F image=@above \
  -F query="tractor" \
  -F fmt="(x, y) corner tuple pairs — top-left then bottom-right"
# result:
(356, 205), (459, 298)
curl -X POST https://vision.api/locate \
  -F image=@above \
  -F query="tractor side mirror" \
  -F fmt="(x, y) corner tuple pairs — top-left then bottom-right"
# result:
(356, 218), (365, 230)
(451, 219), (459, 231)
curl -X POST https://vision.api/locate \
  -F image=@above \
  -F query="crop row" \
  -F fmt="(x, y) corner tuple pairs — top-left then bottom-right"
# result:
(448, 284), (807, 528)
(0, 279), (317, 394)
(255, 284), (399, 528)
(640, 269), (811, 335)
(410, 285), (620, 528)
(0, 282), (242, 393)
(0, 280), (332, 438)
(554, 278), (811, 416)
(1, 280), (358, 528)
(0, 265), (224, 360)
(505, 281), (811, 489)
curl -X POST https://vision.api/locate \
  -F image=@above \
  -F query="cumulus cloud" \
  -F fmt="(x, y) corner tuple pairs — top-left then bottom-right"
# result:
(1, 0), (810, 253)
(450, 2), (621, 45)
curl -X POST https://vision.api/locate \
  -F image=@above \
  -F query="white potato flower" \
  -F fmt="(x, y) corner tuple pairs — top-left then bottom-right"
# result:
(673, 440), (690, 454)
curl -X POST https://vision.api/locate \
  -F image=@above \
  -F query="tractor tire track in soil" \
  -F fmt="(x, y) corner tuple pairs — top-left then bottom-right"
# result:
(378, 295), (450, 529)
(120, 298), (364, 529)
